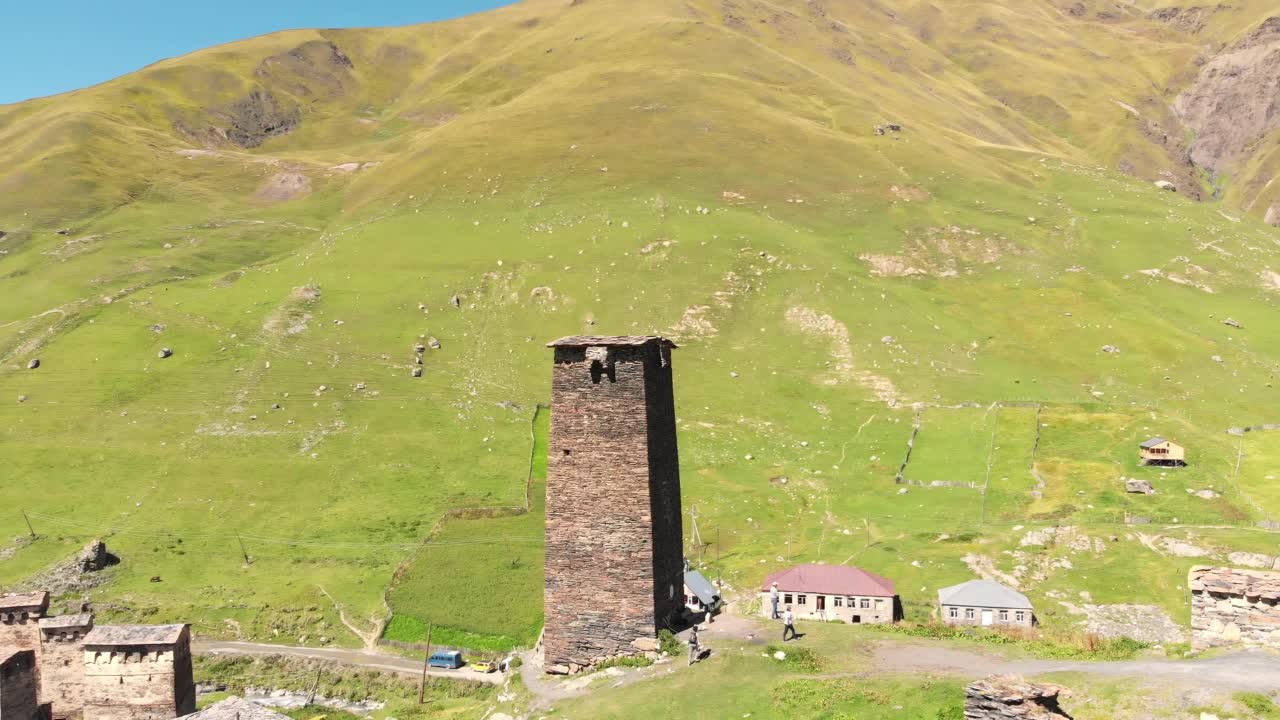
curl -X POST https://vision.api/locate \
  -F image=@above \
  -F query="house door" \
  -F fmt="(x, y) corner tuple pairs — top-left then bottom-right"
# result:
(816, 596), (826, 612)
(981, 610), (994, 626)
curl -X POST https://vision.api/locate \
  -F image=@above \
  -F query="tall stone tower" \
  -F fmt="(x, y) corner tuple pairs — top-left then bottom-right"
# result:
(543, 336), (684, 673)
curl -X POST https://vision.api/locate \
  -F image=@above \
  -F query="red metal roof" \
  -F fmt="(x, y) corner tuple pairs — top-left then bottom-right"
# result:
(761, 564), (896, 597)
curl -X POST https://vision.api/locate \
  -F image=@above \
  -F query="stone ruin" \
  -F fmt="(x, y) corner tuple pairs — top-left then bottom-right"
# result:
(0, 590), (193, 720)
(1189, 565), (1280, 650)
(965, 675), (1072, 719)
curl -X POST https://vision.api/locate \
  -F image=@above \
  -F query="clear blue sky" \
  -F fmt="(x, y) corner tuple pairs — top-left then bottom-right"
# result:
(0, 0), (513, 105)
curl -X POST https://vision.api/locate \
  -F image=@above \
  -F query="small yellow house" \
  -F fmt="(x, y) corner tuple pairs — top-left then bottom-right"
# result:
(1139, 437), (1186, 467)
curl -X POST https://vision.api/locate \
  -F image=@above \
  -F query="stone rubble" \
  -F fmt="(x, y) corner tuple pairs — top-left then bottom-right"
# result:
(964, 675), (1072, 719)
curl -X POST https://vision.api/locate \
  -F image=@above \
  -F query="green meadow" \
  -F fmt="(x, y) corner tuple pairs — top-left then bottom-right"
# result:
(2, 0), (1280, 659)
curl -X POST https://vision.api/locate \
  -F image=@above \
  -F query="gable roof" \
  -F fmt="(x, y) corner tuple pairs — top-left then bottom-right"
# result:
(83, 624), (187, 647)
(761, 564), (896, 597)
(1139, 437), (1169, 448)
(39, 614), (93, 632)
(547, 335), (676, 348)
(684, 570), (719, 605)
(0, 591), (49, 611)
(938, 580), (1033, 610)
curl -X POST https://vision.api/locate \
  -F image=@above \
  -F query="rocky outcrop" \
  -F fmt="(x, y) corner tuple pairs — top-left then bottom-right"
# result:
(1149, 6), (1230, 34)
(1189, 566), (1280, 650)
(220, 90), (302, 148)
(1174, 17), (1280, 174)
(965, 675), (1072, 719)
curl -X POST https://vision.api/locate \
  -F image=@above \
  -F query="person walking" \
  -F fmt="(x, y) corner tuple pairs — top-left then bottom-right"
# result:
(687, 625), (700, 666)
(769, 582), (780, 619)
(782, 606), (797, 642)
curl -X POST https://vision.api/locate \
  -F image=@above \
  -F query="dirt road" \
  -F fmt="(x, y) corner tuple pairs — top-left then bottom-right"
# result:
(872, 642), (1280, 692)
(193, 640), (504, 685)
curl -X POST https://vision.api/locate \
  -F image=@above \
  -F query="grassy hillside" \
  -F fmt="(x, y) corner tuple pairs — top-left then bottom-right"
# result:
(3, 0), (1280, 654)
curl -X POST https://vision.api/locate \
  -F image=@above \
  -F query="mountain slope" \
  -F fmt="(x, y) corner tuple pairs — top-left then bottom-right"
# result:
(3, 0), (1280, 650)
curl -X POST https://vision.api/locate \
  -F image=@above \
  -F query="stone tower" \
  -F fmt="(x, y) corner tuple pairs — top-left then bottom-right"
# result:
(82, 625), (194, 720)
(543, 335), (684, 672)
(0, 593), (48, 656)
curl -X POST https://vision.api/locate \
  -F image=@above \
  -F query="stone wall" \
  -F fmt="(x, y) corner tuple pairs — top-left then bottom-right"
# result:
(543, 339), (684, 672)
(0, 650), (41, 720)
(1189, 566), (1280, 649)
(965, 675), (1071, 719)
(82, 640), (194, 720)
(0, 621), (38, 659)
(39, 619), (93, 720)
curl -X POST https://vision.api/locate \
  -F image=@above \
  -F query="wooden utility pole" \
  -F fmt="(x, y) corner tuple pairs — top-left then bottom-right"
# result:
(418, 623), (434, 704)
(21, 511), (35, 539)
(235, 533), (251, 565)
(307, 668), (322, 705)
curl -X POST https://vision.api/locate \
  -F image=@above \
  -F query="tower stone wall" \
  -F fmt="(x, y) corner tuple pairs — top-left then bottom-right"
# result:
(0, 595), (48, 657)
(0, 650), (41, 720)
(543, 336), (684, 672)
(38, 615), (93, 720)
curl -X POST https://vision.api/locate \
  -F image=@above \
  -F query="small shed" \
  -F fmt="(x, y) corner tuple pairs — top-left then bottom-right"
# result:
(1139, 437), (1185, 467)
(683, 570), (722, 616)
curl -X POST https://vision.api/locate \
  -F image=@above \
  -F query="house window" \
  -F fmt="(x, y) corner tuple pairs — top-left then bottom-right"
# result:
(784, 594), (793, 604)
(860, 598), (870, 609)
(1015, 611), (1026, 623)
(999, 610), (1008, 622)
(834, 596), (843, 608)
(797, 595), (807, 605)
(948, 607), (958, 619)
(846, 597), (856, 606)
(965, 608), (975, 620)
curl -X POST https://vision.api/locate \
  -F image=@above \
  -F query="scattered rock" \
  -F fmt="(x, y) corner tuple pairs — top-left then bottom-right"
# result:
(17, 395), (27, 403)
(427, 337), (441, 350)
(150, 576), (162, 583)
(1101, 345), (1120, 354)
(412, 367), (423, 378)
(450, 294), (461, 308)
(881, 336), (896, 345)
(1194, 489), (1221, 499)
(1154, 180), (1177, 192)
(898, 488), (909, 495)
(26, 359), (40, 370)
(158, 348), (174, 359)
(1222, 318), (1242, 328)
(1211, 355), (1224, 363)
(414, 343), (427, 354)
(55, 229), (70, 236)
(150, 324), (166, 334)
(1125, 479), (1155, 495)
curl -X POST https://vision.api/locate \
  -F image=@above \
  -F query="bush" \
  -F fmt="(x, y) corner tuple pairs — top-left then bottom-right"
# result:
(764, 644), (825, 673)
(658, 629), (683, 656)
(594, 655), (654, 671)
(1236, 692), (1278, 718)
(935, 706), (966, 720)
(866, 622), (1150, 660)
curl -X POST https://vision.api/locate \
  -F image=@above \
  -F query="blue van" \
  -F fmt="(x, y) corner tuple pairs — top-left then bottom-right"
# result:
(428, 650), (465, 669)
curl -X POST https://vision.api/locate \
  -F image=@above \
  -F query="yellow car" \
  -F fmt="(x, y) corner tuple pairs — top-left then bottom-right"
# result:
(470, 660), (498, 673)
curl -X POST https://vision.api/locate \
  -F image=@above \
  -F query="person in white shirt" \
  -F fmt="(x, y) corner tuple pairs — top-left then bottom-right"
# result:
(782, 606), (797, 641)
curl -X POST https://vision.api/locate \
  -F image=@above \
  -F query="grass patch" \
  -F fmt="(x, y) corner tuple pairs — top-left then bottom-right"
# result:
(869, 622), (1151, 660)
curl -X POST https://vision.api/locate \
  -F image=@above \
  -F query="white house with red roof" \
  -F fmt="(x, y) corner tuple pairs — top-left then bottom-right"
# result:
(759, 563), (899, 624)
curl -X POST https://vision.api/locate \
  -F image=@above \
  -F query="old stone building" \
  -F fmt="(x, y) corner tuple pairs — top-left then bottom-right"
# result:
(82, 625), (194, 720)
(964, 675), (1071, 719)
(0, 595), (48, 654)
(38, 614), (93, 719)
(0, 650), (43, 720)
(1189, 566), (1280, 649)
(543, 336), (685, 673)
